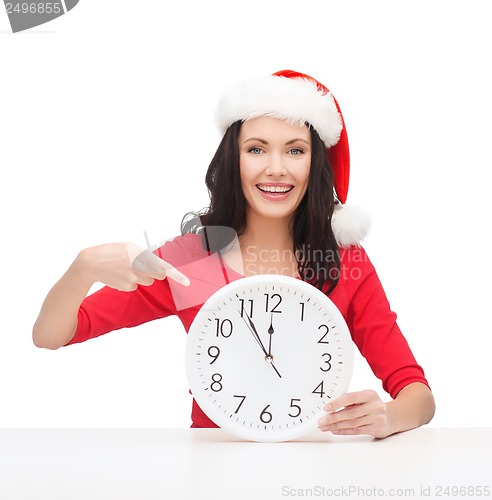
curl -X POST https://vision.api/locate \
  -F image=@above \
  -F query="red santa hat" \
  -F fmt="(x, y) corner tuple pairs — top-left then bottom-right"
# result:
(215, 69), (370, 247)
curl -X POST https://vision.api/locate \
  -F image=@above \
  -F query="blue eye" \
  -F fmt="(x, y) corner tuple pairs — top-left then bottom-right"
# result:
(249, 147), (263, 155)
(289, 148), (304, 156)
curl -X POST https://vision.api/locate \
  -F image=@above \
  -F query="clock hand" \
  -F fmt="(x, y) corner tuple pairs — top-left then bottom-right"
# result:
(239, 311), (282, 378)
(240, 311), (268, 356)
(267, 313), (274, 358)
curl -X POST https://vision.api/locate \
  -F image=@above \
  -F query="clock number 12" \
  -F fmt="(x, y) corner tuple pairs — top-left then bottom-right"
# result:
(264, 293), (282, 313)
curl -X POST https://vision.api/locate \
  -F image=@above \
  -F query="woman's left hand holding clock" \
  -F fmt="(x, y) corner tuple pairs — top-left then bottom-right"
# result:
(317, 383), (433, 439)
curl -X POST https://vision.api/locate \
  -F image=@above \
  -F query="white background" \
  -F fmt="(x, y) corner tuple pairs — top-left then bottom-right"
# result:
(1, 1), (491, 428)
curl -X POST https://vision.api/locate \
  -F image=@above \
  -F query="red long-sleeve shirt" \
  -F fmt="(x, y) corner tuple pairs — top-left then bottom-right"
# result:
(69, 234), (429, 427)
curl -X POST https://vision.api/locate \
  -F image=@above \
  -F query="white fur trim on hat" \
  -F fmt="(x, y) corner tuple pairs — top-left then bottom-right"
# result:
(215, 75), (343, 147)
(332, 204), (371, 248)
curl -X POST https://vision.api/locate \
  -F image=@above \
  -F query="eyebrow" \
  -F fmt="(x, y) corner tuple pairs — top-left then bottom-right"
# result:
(242, 137), (310, 146)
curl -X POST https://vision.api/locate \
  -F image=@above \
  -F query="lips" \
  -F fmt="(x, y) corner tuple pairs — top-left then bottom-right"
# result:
(255, 183), (294, 202)
(256, 183), (294, 194)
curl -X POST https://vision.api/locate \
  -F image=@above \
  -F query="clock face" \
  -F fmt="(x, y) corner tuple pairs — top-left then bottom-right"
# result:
(185, 274), (353, 442)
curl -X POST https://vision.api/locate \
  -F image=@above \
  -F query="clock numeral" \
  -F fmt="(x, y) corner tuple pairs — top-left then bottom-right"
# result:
(215, 318), (233, 338)
(299, 302), (305, 321)
(207, 346), (220, 364)
(288, 398), (302, 418)
(233, 395), (246, 413)
(264, 293), (282, 313)
(312, 381), (325, 398)
(260, 405), (273, 424)
(238, 298), (254, 319)
(210, 373), (223, 392)
(320, 353), (332, 372)
(317, 324), (330, 344)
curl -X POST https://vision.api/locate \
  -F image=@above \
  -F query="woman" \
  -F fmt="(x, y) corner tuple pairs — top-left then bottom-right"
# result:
(33, 70), (435, 438)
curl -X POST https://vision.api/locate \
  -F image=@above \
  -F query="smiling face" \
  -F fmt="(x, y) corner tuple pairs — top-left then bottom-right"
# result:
(238, 116), (311, 226)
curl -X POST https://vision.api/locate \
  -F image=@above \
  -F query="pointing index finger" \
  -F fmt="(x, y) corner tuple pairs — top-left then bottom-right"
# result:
(159, 258), (190, 286)
(131, 247), (190, 286)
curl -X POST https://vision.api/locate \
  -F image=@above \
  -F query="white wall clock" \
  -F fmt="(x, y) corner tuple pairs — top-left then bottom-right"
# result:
(185, 274), (354, 442)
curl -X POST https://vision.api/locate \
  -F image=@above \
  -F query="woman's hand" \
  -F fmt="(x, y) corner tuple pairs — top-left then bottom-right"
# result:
(318, 390), (392, 438)
(77, 242), (189, 291)
(80, 243), (156, 291)
(317, 383), (435, 439)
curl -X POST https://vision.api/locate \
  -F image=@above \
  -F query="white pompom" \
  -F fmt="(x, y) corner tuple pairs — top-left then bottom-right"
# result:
(331, 204), (371, 248)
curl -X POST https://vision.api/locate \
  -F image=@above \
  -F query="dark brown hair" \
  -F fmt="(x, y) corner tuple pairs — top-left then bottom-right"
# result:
(181, 120), (341, 295)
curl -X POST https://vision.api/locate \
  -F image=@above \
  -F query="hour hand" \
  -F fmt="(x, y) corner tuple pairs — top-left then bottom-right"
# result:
(267, 313), (274, 358)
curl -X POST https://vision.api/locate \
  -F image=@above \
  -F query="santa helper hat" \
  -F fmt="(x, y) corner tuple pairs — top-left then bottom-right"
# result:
(215, 69), (370, 247)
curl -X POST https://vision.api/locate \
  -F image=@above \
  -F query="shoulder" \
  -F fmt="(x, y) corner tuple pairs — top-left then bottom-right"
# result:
(334, 244), (395, 319)
(338, 245), (371, 264)
(324, 245), (378, 316)
(337, 245), (376, 286)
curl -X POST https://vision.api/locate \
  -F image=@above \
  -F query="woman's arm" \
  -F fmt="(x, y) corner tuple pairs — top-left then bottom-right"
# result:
(318, 382), (435, 438)
(32, 243), (165, 350)
(32, 254), (95, 349)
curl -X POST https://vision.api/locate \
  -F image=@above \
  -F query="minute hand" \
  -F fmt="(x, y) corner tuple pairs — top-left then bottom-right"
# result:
(240, 311), (282, 378)
(242, 312), (268, 355)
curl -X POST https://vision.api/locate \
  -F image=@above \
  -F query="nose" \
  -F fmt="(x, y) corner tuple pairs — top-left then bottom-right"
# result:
(265, 153), (287, 177)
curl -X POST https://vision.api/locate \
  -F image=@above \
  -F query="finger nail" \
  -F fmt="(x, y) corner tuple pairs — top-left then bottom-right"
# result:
(180, 277), (190, 286)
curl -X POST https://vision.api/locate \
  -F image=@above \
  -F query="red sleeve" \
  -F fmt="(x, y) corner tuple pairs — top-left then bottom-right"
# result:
(68, 277), (177, 345)
(337, 247), (430, 398)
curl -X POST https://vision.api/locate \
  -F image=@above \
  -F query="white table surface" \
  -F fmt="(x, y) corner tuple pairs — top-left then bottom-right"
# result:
(0, 427), (490, 500)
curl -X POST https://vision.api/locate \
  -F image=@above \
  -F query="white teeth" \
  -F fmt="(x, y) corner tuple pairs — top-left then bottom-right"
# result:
(258, 185), (292, 193)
